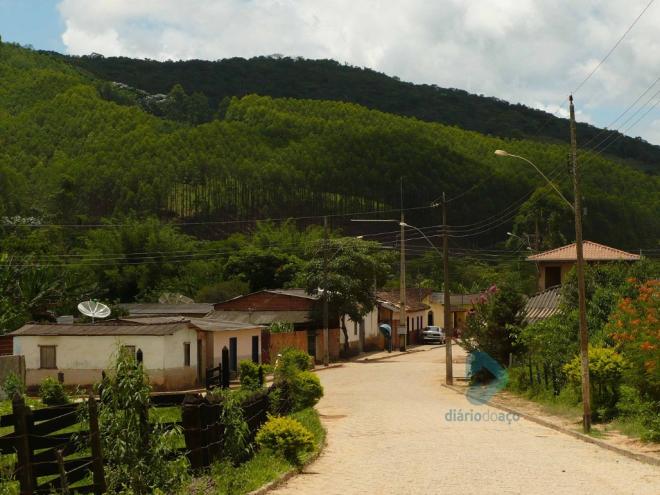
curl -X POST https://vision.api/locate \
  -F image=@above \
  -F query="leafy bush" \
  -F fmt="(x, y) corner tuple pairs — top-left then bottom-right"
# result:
(239, 360), (262, 391)
(207, 388), (251, 464)
(291, 371), (323, 411)
(38, 377), (69, 406)
(269, 321), (294, 334)
(2, 372), (25, 399)
(98, 347), (188, 494)
(255, 416), (314, 467)
(564, 346), (627, 420)
(616, 385), (660, 442)
(279, 347), (312, 372)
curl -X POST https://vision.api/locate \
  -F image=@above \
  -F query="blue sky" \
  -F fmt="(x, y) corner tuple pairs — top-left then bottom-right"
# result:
(1, 0), (659, 145)
(0, 0), (65, 51)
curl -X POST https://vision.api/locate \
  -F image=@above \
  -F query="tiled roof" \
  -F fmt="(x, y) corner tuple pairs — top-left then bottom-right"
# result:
(527, 241), (641, 262)
(377, 288), (431, 312)
(188, 318), (263, 332)
(265, 289), (319, 300)
(10, 322), (190, 337)
(522, 286), (561, 324)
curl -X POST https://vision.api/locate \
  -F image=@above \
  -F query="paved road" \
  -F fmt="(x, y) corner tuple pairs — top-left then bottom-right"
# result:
(271, 347), (660, 495)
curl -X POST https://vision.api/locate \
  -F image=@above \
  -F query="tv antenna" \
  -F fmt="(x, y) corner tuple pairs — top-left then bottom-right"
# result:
(77, 300), (111, 323)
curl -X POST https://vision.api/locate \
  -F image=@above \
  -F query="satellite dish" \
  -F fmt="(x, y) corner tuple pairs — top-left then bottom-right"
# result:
(78, 300), (111, 323)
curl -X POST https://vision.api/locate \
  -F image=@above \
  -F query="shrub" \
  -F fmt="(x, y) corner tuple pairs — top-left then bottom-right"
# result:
(564, 346), (627, 420)
(2, 372), (25, 399)
(269, 321), (294, 334)
(239, 360), (262, 391)
(279, 348), (312, 372)
(207, 388), (251, 464)
(38, 377), (70, 406)
(616, 385), (660, 442)
(98, 347), (188, 494)
(291, 371), (323, 411)
(255, 416), (314, 467)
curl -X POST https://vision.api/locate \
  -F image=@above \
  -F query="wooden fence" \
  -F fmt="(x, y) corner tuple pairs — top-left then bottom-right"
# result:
(1, 388), (272, 493)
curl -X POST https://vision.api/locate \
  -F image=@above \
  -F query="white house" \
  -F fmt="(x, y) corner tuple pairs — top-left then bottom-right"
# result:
(11, 321), (201, 390)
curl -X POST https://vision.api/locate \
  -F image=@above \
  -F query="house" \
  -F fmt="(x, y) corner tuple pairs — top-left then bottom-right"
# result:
(422, 292), (482, 333)
(522, 286), (562, 324)
(11, 321), (202, 391)
(10, 316), (265, 391)
(527, 241), (640, 291)
(118, 302), (213, 318)
(211, 289), (340, 363)
(375, 289), (431, 345)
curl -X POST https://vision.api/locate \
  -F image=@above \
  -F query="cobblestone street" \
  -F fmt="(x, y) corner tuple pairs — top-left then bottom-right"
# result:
(271, 347), (660, 495)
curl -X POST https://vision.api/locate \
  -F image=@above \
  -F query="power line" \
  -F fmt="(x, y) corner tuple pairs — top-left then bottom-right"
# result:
(572, 0), (657, 95)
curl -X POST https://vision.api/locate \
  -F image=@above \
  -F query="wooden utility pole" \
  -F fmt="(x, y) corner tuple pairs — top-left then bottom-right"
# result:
(323, 215), (330, 366)
(399, 211), (407, 351)
(443, 193), (453, 385)
(569, 95), (591, 433)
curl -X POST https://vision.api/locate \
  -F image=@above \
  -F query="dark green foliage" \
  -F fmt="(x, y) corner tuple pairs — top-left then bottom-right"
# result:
(255, 416), (314, 467)
(194, 279), (248, 303)
(38, 377), (69, 406)
(2, 372), (25, 398)
(207, 388), (252, 464)
(60, 53), (660, 174)
(291, 371), (323, 411)
(279, 348), (313, 372)
(238, 360), (262, 391)
(98, 347), (188, 494)
(616, 386), (660, 442)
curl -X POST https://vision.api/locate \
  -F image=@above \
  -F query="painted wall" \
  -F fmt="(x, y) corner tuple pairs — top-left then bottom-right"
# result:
(536, 262), (574, 291)
(211, 328), (262, 367)
(13, 327), (199, 390)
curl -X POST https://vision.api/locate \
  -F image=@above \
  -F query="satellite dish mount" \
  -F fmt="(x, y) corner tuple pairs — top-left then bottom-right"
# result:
(77, 300), (111, 323)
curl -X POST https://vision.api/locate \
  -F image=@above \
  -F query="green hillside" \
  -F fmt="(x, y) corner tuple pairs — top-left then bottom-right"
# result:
(0, 42), (658, 249)
(55, 53), (660, 174)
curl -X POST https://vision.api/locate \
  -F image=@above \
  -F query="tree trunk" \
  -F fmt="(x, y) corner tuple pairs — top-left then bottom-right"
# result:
(341, 315), (350, 354)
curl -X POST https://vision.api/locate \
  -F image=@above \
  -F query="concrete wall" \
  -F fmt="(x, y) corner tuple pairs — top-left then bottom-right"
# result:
(536, 262), (574, 291)
(13, 328), (200, 390)
(211, 328), (262, 367)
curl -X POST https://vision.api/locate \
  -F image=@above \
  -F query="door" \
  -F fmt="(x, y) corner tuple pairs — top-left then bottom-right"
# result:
(229, 337), (238, 372)
(545, 266), (562, 289)
(196, 339), (203, 383)
(252, 335), (259, 363)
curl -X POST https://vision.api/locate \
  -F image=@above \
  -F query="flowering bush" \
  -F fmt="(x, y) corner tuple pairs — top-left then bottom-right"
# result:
(607, 279), (659, 401)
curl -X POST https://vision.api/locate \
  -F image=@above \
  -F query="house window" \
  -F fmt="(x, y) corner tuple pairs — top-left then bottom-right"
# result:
(545, 266), (562, 289)
(39, 346), (57, 369)
(183, 342), (191, 367)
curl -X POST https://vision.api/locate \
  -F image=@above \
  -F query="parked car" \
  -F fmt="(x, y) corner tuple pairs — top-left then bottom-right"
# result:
(421, 326), (445, 344)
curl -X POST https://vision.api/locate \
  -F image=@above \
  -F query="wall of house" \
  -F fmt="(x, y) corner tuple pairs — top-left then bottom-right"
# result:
(214, 292), (314, 312)
(537, 262), (574, 290)
(14, 330), (199, 390)
(211, 328), (262, 367)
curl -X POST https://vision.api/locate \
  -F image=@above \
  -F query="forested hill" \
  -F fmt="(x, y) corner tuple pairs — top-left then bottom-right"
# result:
(0, 42), (658, 249)
(56, 53), (660, 174)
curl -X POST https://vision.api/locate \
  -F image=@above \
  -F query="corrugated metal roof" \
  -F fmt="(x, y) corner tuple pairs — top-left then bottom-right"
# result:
(188, 318), (263, 332)
(429, 293), (481, 306)
(527, 241), (641, 262)
(118, 303), (212, 316)
(119, 316), (189, 325)
(523, 286), (562, 324)
(206, 310), (312, 325)
(10, 322), (190, 337)
(265, 289), (319, 300)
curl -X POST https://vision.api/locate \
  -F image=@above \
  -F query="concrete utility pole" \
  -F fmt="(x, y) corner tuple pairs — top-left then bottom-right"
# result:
(443, 192), (453, 385)
(323, 215), (330, 366)
(569, 95), (591, 433)
(399, 211), (407, 352)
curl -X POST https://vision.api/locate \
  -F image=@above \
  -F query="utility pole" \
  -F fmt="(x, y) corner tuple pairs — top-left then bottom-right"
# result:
(443, 192), (453, 385)
(569, 95), (591, 433)
(399, 211), (407, 351)
(323, 215), (330, 366)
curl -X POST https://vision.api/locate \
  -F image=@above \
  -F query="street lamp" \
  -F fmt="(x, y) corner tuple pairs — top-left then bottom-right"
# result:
(495, 147), (592, 432)
(506, 232), (533, 251)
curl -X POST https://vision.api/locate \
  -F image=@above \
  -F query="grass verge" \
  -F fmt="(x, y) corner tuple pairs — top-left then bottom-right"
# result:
(183, 407), (325, 495)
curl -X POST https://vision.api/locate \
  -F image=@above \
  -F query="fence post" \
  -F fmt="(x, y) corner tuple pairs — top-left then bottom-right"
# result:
(56, 449), (70, 495)
(221, 346), (230, 389)
(12, 393), (36, 494)
(182, 394), (203, 470)
(258, 365), (264, 387)
(87, 394), (106, 495)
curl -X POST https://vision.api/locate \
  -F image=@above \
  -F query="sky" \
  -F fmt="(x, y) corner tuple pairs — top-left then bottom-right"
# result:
(1, 0), (660, 145)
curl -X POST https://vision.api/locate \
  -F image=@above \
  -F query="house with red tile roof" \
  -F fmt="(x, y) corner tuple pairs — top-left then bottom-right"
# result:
(527, 241), (641, 291)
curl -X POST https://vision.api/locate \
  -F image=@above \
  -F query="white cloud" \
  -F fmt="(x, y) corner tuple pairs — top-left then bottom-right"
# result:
(57, 0), (660, 144)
